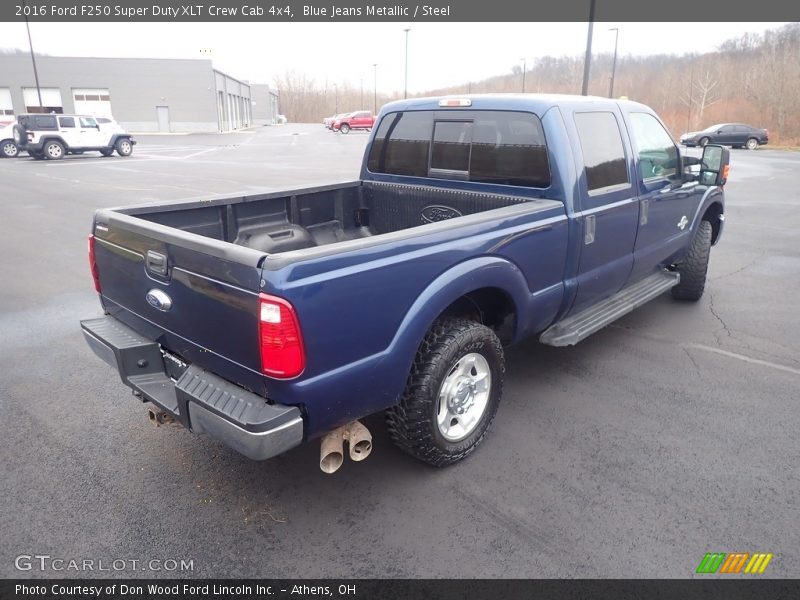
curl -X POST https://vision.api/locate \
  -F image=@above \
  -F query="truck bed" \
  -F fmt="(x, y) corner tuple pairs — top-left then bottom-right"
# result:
(121, 180), (537, 256)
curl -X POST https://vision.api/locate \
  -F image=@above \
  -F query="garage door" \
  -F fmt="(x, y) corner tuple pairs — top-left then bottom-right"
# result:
(23, 87), (63, 113)
(73, 89), (112, 117)
(0, 88), (13, 116)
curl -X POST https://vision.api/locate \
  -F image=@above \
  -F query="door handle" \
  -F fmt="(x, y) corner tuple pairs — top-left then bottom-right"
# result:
(584, 215), (596, 245)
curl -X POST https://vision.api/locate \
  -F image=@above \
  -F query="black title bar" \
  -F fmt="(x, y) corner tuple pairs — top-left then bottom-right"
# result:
(3, 0), (799, 22)
(4, 579), (800, 600)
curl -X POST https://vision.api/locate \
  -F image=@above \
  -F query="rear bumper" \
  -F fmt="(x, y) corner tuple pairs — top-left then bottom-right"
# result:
(80, 316), (304, 460)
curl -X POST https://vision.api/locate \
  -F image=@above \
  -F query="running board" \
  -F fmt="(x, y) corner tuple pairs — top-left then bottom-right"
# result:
(539, 271), (680, 347)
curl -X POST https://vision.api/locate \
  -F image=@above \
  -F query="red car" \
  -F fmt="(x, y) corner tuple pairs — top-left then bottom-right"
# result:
(332, 110), (375, 134)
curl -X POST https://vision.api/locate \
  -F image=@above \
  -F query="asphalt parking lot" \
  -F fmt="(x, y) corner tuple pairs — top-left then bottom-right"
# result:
(1, 125), (798, 579)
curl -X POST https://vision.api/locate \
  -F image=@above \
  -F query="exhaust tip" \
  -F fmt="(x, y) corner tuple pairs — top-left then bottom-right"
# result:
(320, 451), (344, 474)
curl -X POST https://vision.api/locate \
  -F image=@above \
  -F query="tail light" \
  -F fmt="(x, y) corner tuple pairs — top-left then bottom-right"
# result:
(88, 234), (101, 293)
(259, 293), (305, 378)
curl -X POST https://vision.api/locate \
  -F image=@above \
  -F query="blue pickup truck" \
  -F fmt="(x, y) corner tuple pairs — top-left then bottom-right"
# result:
(81, 94), (729, 472)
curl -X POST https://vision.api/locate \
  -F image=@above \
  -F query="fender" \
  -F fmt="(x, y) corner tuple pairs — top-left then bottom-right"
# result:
(359, 256), (535, 412)
(689, 186), (725, 243)
(108, 134), (136, 148)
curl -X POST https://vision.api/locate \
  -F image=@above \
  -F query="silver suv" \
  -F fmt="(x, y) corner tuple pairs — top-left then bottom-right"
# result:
(13, 113), (136, 160)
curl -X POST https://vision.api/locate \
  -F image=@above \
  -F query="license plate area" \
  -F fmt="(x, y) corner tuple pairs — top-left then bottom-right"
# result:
(161, 348), (190, 382)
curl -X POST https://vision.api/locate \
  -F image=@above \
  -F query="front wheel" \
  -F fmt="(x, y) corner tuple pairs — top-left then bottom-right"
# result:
(339, 123), (350, 134)
(671, 220), (712, 301)
(385, 319), (505, 467)
(115, 138), (133, 157)
(698, 137), (710, 147)
(745, 137), (759, 150)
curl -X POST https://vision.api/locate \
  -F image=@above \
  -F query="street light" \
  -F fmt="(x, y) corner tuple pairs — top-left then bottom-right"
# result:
(360, 78), (364, 110)
(22, 0), (43, 110)
(372, 63), (378, 114)
(608, 28), (620, 98)
(334, 83), (338, 114)
(520, 58), (527, 93)
(403, 28), (411, 99)
(581, 0), (596, 96)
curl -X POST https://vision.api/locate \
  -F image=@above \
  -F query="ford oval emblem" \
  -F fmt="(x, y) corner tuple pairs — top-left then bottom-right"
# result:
(146, 289), (172, 312)
(421, 205), (463, 224)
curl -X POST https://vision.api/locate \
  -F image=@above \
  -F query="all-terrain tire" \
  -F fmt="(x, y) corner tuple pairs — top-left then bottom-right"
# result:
(671, 220), (712, 301)
(115, 138), (133, 157)
(385, 318), (505, 467)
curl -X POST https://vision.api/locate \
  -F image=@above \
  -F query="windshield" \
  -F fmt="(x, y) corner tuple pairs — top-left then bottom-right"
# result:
(701, 124), (726, 133)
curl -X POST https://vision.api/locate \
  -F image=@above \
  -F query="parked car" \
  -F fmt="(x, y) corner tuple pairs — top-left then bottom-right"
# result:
(13, 113), (136, 160)
(332, 110), (375, 133)
(680, 123), (768, 149)
(1, 121), (21, 158)
(81, 94), (729, 472)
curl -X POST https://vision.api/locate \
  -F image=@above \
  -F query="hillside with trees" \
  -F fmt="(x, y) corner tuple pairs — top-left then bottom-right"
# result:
(277, 23), (800, 144)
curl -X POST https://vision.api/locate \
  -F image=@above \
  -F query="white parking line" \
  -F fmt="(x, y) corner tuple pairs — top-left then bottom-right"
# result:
(686, 344), (800, 376)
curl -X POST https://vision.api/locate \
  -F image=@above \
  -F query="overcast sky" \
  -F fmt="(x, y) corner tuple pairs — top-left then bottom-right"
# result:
(0, 22), (788, 93)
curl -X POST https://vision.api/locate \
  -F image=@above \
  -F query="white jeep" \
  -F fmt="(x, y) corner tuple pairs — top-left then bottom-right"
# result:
(13, 113), (136, 160)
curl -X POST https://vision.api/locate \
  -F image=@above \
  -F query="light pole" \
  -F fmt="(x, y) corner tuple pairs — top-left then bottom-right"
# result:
(334, 83), (338, 114)
(403, 28), (411, 99)
(581, 0), (596, 96)
(608, 28), (619, 98)
(22, 0), (43, 110)
(360, 78), (364, 109)
(372, 63), (378, 114)
(520, 58), (527, 93)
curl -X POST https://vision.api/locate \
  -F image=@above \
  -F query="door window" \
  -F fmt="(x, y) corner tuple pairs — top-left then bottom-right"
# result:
(629, 112), (679, 182)
(80, 117), (98, 128)
(58, 117), (76, 128)
(573, 112), (629, 194)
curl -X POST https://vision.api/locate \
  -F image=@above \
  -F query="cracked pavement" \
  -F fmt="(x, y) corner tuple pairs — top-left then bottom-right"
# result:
(1, 128), (798, 578)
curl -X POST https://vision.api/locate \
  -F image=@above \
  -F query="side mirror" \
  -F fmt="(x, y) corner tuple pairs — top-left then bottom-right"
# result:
(699, 145), (730, 186)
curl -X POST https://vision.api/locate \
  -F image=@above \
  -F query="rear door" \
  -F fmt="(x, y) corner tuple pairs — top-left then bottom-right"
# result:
(625, 110), (706, 279)
(570, 110), (639, 313)
(57, 116), (80, 147)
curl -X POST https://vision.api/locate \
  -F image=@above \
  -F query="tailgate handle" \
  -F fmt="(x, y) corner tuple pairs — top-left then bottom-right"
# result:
(146, 250), (168, 276)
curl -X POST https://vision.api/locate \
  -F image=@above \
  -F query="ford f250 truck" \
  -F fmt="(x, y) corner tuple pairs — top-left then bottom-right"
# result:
(81, 95), (729, 472)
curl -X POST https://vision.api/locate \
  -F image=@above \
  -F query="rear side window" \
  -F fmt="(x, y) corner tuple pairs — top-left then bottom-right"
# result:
(574, 112), (629, 193)
(59, 117), (75, 128)
(368, 110), (550, 188)
(32, 115), (57, 130)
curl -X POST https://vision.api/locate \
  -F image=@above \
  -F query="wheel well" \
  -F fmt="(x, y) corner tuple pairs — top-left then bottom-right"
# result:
(702, 202), (724, 244)
(439, 287), (516, 345)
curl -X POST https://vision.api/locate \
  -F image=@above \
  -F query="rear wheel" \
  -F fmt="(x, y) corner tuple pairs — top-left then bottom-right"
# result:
(385, 319), (505, 467)
(745, 137), (759, 150)
(671, 220), (712, 302)
(339, 123), (350, 134)
(115, 138), (133, 157)
(43, 140), (65, 160)
(1, 140), (19, 158)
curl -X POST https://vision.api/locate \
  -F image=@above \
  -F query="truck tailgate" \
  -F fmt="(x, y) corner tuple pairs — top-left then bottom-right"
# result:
(91, 208), (268, 393)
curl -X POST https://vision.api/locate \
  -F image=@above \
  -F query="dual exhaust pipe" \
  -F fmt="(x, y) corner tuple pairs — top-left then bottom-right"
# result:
(319, 420), (372, 474)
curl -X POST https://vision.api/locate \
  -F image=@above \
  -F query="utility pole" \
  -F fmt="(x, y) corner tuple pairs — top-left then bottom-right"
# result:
(22, 0), (44, 110)
(360, 78), (364, 109)
(520, 58), (527, 93)
(334, 83), (338, 114)
(608, 28), (619, 98)
(581, 0), (596, 96)
(403, 28), (411, 99)
(372, 64), (378, 114)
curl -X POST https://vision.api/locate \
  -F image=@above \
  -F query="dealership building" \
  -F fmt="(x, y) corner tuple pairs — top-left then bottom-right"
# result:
(0, 54), (280, 133)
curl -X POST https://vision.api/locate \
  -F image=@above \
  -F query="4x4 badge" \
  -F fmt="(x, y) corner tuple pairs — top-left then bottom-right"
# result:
(678, 216), (688, 230)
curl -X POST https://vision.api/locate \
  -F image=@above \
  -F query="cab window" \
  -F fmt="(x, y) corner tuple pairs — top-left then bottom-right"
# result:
(629, 112), (679, 182)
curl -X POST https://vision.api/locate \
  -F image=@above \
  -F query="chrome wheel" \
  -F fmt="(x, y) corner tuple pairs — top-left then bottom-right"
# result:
(437, 352), (491, 442)
(118, 140), (131, 154)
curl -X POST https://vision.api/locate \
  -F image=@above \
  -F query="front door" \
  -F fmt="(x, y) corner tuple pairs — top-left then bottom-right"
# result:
(626, 110), (707, 280)
(78, 116), (105, 147)
(570, 110), (640, 313)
